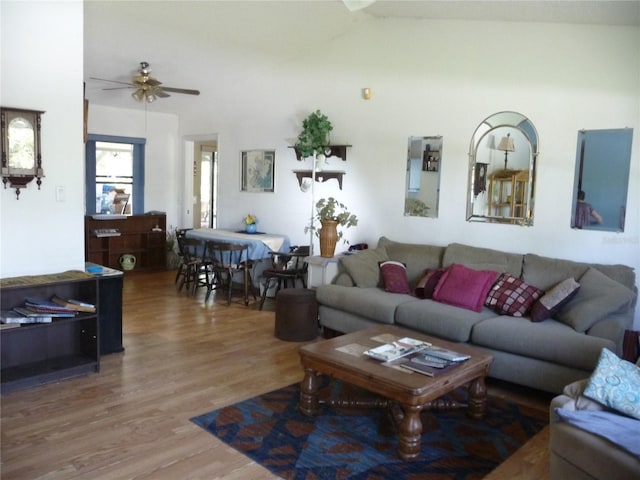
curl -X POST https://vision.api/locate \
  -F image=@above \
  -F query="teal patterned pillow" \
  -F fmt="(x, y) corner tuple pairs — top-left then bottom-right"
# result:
(584, 348), (640, 420)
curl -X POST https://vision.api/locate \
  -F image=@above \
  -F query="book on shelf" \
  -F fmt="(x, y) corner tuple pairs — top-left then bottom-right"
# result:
(397, 352), (461, 377)
(93, 228), (121, 237)
(51, 295), (96, 313)
(364, 337), (432, 362)
(13, 306), (75, 318)
(1, 309), (52, 324)
(24, 297), (79, 314)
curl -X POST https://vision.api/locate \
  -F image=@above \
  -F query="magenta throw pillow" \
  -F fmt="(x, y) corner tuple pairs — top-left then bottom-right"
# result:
(433, 264), (499, 312)
(415, 268), (445, 299)
(379, 261), (412, 294)
(485, 273), (544, 317)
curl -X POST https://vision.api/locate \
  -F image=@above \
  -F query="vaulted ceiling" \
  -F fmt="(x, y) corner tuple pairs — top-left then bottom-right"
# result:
(84, 1), (640, 118)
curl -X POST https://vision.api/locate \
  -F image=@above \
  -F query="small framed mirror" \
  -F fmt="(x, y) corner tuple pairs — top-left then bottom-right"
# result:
(1, 107), (45, 199)
(467, 111), (538, 225)
(571, 128), (633, 232)
(405, 135), (442, 218)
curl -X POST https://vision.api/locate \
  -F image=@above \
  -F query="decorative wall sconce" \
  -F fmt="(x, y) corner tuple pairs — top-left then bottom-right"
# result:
(362, 87), (372, 100)
(1, 107), (45, 199)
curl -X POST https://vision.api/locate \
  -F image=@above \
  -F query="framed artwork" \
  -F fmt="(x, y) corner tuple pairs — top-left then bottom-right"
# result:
(241, 150), (275, 192)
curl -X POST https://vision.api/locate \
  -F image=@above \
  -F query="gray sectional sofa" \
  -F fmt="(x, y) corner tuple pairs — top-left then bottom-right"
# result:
(316, 236), (637, 394)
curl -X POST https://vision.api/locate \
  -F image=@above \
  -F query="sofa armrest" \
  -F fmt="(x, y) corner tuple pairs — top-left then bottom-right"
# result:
(551, 378), (606, 424)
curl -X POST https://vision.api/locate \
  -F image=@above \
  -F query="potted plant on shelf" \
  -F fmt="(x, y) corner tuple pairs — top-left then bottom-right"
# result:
(294, 110), (333, 169)
(305, 197), (358, 257)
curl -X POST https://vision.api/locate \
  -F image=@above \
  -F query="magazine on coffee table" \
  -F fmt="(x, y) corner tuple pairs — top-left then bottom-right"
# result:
(397, 352), (462, 377)
(364, 337), (431, 362)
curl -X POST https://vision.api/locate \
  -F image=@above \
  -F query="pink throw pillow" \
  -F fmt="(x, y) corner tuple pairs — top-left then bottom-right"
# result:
(433, 264), (499, 312)
(379, 261), (412, 294)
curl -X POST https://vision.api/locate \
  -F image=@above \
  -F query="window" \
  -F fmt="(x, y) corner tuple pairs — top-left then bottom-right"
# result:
(85, 134), (145, 215)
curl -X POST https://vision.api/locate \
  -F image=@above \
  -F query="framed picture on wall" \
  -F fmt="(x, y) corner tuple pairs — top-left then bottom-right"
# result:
(241, 150), (275, 192)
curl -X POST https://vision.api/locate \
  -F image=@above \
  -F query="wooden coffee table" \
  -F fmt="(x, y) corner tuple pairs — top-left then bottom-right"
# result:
(298, 325), (493, 461)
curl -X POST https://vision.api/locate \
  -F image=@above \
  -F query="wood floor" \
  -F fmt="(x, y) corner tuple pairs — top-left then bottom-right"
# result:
(1, 270), (553, 479)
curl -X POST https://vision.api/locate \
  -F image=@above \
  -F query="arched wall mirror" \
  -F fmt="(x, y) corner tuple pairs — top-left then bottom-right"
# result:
(571, 128), (633, 232)
(405, 135), (442, 218)
(466, 111), (538, 225)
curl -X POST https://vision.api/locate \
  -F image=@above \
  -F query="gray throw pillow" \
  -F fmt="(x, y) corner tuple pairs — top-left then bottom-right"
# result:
(340, 247), (389, 288)
(556, 267), (636, 332)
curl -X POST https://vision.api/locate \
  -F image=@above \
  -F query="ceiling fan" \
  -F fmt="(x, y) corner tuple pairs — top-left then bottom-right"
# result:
(91, 61), (200, 103)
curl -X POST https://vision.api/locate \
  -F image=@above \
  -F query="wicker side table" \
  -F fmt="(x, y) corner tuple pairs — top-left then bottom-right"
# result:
(274, 288), (318, 341)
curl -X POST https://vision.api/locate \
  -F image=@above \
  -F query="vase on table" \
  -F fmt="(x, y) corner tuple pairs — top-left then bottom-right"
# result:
(245, 223), (257, 234)
(319, 219), (338, 258)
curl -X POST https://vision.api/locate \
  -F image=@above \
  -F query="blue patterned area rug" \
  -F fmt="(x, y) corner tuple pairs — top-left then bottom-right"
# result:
(191, 381), (547, 480)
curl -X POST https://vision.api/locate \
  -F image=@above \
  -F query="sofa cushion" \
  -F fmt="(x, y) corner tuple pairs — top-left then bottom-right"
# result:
(522, 253), (636, 291)
(442, 243), (523, 278)
(339, 248), (389, 288)
(433, 264), (499, 312)
(377, 237), (445, 286)
(485, 273), (544, 317)
(414, 268), (445, 299)
(530, 277), (581, 322)
(315, 284), (414, 325)
(471, 316), (614, 371)
(556, 267), (636, 333)
(396, 300), (497, 342)
(379, 261), (412, 294)
(584, 348), (640, 420)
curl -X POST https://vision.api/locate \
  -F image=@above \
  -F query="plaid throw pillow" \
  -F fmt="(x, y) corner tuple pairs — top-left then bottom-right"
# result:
(485, 273), (543, 317)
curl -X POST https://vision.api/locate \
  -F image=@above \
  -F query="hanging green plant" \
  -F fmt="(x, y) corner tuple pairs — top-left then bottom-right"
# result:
(294, 110), (333, 159)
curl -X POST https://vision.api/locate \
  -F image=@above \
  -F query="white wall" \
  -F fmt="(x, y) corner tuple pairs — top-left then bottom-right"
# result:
(0, 1), (84, 277)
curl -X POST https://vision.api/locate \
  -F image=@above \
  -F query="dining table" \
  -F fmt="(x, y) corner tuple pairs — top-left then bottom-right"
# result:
(185, 228), (291, 260)
(184, 228), (292, 290)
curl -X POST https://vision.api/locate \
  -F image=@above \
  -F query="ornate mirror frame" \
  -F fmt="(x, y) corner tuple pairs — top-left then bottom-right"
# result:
(1, 107), (45, 199)
(466, 111), (538, 225)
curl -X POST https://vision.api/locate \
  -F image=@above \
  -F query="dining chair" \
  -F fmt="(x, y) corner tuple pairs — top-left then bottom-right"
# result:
(177, 237), (209, 296)
(205, 241), (256, 306)
(258, 245), (310, 310)
(174, 228), (193, 285)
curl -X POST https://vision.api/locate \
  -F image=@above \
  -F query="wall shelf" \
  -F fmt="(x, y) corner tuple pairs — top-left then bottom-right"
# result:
(290, 145), (351, 161)
(293, 170), (346, 190)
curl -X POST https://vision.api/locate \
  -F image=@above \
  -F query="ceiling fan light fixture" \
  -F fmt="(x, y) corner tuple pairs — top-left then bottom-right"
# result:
(146, 93), (156, 103)
(132, 89), (145, 102)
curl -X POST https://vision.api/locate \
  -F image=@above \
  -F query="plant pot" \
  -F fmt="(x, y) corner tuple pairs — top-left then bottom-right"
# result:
(245, 223), (257, 233)
(319, 219), (338, 258)
(166, 250), (180, 270)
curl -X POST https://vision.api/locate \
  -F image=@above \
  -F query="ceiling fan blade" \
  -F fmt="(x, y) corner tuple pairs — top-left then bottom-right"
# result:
(90, 77), (135, 86)
(161, 86), (200, 96)
(103, 86), (135, 91)
(155, 90), (171, 98)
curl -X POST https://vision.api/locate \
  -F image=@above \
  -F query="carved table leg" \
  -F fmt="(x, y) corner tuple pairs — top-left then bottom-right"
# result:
(299, 367), (320, 416)
(467, 375), (488, 420)
(397, 404), (422, 461)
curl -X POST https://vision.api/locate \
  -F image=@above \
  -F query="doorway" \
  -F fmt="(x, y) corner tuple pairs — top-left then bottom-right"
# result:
(193, 142), (218, 229)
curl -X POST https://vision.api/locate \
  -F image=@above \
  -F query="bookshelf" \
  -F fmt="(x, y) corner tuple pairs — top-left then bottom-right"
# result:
(84, 214), (167, 272)
(0, 272), (99, 392)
